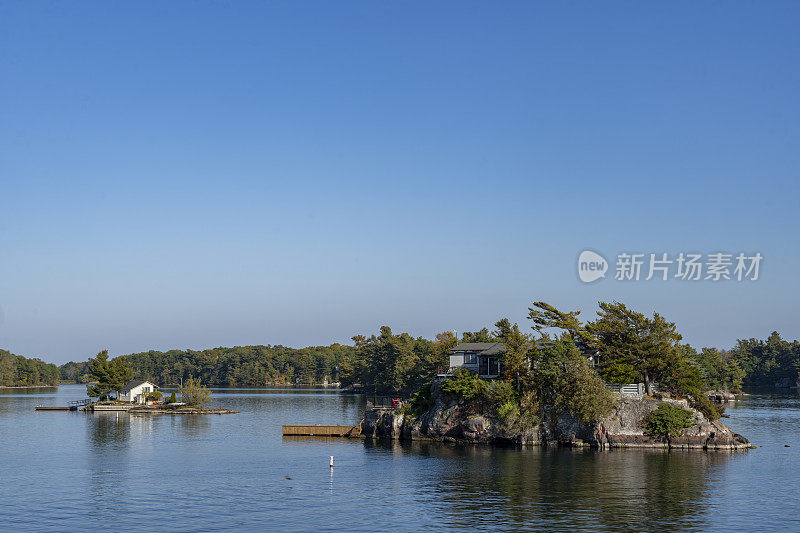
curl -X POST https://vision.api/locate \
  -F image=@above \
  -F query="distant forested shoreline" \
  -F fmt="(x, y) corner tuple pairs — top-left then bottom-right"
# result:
(59, 344), (355, 387)
(0, 349), (60, 387)
(5, 299), (798, 393)
(52, 329), (800, 393)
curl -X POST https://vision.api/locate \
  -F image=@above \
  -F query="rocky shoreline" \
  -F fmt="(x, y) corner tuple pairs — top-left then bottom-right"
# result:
(360, 382), (751, 450)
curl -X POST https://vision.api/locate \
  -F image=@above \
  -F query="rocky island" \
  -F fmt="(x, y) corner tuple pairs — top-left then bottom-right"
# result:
(361, 380), (750, 450)
(350, 302), (753, 451)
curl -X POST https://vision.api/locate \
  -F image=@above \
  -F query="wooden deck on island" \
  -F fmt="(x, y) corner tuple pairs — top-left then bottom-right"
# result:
(282, 424), (362, 437)
(90, 404), (137, 411)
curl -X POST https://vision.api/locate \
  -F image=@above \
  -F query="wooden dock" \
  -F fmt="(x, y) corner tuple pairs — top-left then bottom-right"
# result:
(282, 424), (362, 437)
(35, 399), (92, 412)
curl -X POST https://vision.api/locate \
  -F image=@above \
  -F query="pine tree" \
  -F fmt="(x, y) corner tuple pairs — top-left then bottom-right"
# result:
(587, 301), (682, 394)
(86, 350), (133, 399)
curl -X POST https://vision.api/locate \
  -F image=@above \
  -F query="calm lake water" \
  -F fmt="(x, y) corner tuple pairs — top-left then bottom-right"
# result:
(1, 385), (799, 532)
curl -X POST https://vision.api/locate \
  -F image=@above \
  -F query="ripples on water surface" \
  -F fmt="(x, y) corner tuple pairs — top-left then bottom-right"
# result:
(1, 385), (799, 532)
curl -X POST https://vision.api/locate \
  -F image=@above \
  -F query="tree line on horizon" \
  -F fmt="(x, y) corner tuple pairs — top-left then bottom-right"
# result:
(0, 349), (60, 387)
(59, 344), (354, 387)
(49, 302), (800, 396)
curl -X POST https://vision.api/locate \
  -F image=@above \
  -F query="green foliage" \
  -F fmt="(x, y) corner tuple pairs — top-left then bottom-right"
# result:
(168, 392), (177, 404)
(406, 383), (434, 417)
(85, 350), (133, 399)
(532, 339), (615, 423)
(518, 390), (541, 427)
(588, 301), (682, 393)
(441, 368), (487, 400)
(180, 377), (211, 407)
(642, 404), (694, 439)
(493, 318), (532, 389)
(146, 390), (163, 401)
(69, 343), (356, 388)
(729, 332), (800, 388)
(659, 350), (723, 420)
(528, 301), (586, 341)
(439, 368), (519, 415)
(429, 371), (531, 428)
(58, 360), (91, 383)
(460, 328), (493, 343)
(0, 349), (60, 387)
(679, 345), (745, 393)
(51, 302), (800, 426)
(346, 327), (454, 394)
(692, 394), (723, 421)
(497, 400), (520, 425)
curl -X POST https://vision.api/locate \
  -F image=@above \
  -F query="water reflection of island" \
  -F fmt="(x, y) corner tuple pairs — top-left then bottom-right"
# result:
(365, 441), (733, 531)
(88, 410), (214, 444)
(88, 411), (132, 446)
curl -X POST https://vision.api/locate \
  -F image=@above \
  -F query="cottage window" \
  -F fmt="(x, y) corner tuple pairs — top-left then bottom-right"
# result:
(464, 352), (477, 364)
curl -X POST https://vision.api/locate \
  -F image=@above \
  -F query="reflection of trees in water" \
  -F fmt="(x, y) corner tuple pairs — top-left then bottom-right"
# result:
(364, 441), (730, 531)
(0, 386), (57, 395)
(86, 413), (131, 508)
(175, 414), (210, 437)
(88, 412), (131, 446)
(340, 394), (361, 419)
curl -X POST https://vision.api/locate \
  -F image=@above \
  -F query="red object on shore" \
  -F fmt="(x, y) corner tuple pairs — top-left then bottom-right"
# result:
(392, 398), (402, 408)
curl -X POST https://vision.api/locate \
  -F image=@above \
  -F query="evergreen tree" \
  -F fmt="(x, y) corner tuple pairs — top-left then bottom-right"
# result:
(587, 301), (682, 395)
(86, 350), (133, 399)
(493, 318), (531, 390)
(531, 339), (614, 423)
(528, 301), (587, 342)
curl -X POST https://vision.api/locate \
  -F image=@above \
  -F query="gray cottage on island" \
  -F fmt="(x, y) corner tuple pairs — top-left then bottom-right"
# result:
(444, 342), (506, 378)
(442, 340), (601, 380)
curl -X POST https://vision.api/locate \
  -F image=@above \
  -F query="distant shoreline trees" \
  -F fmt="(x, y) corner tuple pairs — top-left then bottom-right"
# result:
(48, 302), (800, 400)
(0, 349), (59, 387)
(66, 344), (355, 388)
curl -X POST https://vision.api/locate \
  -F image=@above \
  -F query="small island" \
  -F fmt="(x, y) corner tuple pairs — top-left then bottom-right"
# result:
(356, 301), (752, 450)
(361, 374), (750, 449)
(81, 352), (236, 415)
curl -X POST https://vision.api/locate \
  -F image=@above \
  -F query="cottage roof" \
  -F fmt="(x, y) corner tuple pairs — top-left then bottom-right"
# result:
(120, 379), (156, 391)
(451, 342), (506, 355)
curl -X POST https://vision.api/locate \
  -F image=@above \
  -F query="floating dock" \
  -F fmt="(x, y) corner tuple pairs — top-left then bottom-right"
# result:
(35, 399), (92, 411)
(282, 424), (362, 437)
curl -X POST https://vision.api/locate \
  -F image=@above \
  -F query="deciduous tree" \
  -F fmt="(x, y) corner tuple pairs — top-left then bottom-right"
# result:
(180, 377), (211, 407)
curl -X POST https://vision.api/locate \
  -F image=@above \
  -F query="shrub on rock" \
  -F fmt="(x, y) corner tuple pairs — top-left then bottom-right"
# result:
(642, 403), (694, 439)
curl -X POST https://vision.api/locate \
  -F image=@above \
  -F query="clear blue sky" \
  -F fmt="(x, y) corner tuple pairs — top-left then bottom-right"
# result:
(1, 2), (799, 364)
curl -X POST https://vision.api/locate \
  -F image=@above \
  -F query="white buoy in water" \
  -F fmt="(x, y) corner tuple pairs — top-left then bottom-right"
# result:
(329, 456), (334, 468)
